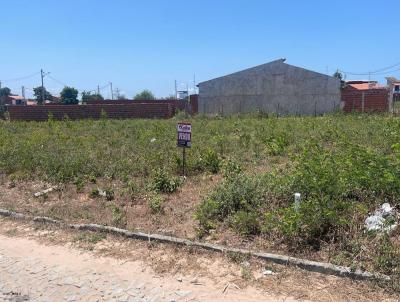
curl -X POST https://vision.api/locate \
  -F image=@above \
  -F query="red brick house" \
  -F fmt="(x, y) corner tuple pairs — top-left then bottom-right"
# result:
(341, 81), (389, 113)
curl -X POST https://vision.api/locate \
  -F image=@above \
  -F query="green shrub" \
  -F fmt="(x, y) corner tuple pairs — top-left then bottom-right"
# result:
(73, 177), (85, 192)
(194, 148), (221, 174)
(263, 197), (361, 248)
(263, 134), (288, 156)
(122, 179), (140, 199)
(374, 234), (400, 275)
(151, 169), (180, 193)
(108, 203), (126, 227)
(194, 198), (219, 235)
(195, 173), (264, 235)
(221, 158), (242, 179)
(286, 142), (400, 204)
(232, 211), (261, 236)
(148, 193), (164, 214)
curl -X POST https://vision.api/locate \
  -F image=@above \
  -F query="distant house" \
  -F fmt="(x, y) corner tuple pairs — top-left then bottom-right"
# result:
(197, 59), (341, 116)
(51, 95), (61, 103)
(3, 94), (26, 105)
(341, 81), (389, 112)
(388, 78), (400, 102)
(26, 99), (38, 106)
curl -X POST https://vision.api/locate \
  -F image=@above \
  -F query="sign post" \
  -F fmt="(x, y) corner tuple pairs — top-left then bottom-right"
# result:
(177, 122), (192, 176)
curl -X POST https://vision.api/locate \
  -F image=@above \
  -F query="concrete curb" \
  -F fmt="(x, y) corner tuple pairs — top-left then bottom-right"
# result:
(0, 208), (390, 282)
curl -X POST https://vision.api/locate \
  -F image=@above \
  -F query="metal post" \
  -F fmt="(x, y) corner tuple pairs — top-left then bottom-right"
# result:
(314, 101), (317, 117)
(182, 147), (186, 176)
(41, 69), (44, 105)
(388, 82), (395, 114)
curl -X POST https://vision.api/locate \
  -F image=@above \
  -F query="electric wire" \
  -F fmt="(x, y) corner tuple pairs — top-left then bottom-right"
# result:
(1, 72), (40, 82)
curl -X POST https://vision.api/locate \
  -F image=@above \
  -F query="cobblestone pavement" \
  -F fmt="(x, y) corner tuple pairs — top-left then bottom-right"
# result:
(0, 234), (292, 302)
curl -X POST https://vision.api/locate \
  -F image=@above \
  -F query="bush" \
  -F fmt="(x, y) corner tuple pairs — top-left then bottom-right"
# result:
(108, 203), (126, 227)
(148, 193), (164, 214)
(232, 211), (261, 236)
(195, 173), (264, 234)
(151, 169), (180, 193)
(286, 142), (400, 204)
(194, 198), (219, 235)
(194, 148), (221, 174)
(263, 134), (288, 156)
(263, 197), (364, 248)
(221, 158), (242, 179)
(122, 179), (140, 200)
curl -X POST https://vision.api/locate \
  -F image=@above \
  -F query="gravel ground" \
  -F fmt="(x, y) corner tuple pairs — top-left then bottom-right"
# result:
(0, 234), (292, 302)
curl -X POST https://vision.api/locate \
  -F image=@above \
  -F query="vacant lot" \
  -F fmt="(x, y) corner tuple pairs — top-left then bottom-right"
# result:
(0, 114), (399, 292)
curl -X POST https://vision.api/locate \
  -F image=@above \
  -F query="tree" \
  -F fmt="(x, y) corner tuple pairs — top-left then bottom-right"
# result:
(33, 86), (53, 104)
(0, 87), (11, 108)
(333, 70), (345, 89)
(60, 86), (79, 105)
(81, 91), (104, 102)
(134, 89), (155, 100)
(333, 70), (343, 81)
(0, 87), (11, 97)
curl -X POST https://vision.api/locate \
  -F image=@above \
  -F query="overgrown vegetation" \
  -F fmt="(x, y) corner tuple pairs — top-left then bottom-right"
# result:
(148, 192), (165, 213)
(1, 114), (400, 287)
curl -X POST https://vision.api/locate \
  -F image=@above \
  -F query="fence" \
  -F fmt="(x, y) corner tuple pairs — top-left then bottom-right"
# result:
(85, 95), (199, 115)
(8, 103), (174, 121)
(341, 88), (389, 113)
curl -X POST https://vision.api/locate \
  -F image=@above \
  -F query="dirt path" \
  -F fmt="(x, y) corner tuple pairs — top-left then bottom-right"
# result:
(0, 234), (296, 302)
(0, 218), (398, 302)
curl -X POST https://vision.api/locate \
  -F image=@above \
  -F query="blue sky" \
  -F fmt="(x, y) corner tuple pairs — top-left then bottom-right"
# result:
(1, 0), (399, 98)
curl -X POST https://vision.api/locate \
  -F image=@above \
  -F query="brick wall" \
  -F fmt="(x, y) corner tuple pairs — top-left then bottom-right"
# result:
(341, 87), (389, 113)
(189, 94), (198, 115)
(8, 103), (174, 121)
(86, 95), (199, 115)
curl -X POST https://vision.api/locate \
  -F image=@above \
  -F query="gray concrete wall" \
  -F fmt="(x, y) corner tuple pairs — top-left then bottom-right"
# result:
(198, 60), (341, 116)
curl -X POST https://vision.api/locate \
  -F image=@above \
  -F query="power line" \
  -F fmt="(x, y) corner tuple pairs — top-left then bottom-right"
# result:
(1, 72), (40, 83)
(46, 74), (68, 87)
(340, 61), (400, 76)
(370, 62), (400, 74)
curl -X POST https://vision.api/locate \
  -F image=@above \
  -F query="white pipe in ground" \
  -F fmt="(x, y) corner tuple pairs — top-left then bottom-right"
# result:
(294, 193), (301, 211)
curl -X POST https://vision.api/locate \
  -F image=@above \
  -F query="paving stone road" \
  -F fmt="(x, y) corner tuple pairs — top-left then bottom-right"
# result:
(0, 234), (293, 302)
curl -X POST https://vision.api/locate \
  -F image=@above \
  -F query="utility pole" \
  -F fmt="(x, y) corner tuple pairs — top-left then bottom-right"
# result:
(193, 75), (195, 95)
(368, 72), (371, 88)
(115, 88), (120, 99)
(387, 77), (395, 114)
(175, 80), (178, 99)
(41, 69), (45, 105)
(22, 86), (25, 100)
(97, 85), (100, 95)
(186, 83), (190, 106)
(110, 82), (114, 100)
(0, 81), (2, 89)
